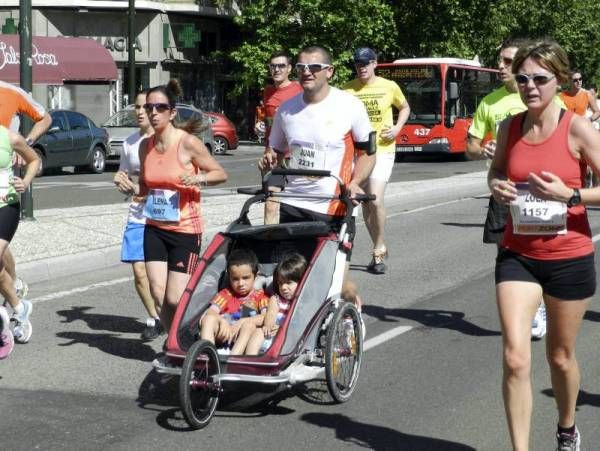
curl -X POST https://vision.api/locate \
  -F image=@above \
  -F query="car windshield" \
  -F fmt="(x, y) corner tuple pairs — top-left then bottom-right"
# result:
(102, 110), (136, 128)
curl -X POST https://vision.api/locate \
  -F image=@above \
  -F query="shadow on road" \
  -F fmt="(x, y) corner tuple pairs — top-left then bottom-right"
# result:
(541, 388), (600, 409)
(441, 222), (484, 229)
(301, 412), (476, 450)
(137, 370), (297, 431)
(57, 306), (145, 334)
(584, 310), (600, 322)
(362, 305), (500, 336)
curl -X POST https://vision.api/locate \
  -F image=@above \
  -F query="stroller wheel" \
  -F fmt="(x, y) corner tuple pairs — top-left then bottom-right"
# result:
(179, 339), (221, 429)
(325, 302), (363, 403)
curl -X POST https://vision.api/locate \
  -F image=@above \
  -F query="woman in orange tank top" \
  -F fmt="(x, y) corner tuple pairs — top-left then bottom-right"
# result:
(488, 40), (600, 449)
(136, 80), (227, 361)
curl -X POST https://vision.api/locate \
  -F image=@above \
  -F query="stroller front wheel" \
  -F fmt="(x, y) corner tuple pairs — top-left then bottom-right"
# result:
(179, 339), (221, 429)
(325, 302), (364, 403)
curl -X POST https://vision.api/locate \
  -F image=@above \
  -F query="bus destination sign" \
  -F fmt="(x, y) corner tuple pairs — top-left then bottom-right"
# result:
(377, 66), (433, 80)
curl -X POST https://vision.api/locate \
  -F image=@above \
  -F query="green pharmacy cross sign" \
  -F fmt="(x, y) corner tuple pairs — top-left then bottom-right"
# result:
(2, 18), (18, 34)
(177, 24), (201, 49)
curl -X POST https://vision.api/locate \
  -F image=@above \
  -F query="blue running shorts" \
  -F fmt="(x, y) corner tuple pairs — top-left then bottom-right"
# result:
(121, 222), (145, 263)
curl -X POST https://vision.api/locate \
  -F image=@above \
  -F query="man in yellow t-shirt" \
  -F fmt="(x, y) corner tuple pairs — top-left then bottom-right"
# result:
(344, 47), (410, 274)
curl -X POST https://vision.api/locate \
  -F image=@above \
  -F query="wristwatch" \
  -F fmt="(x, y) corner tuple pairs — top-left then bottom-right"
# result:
(26, 137), (34, 146)
(567, 188), (581, 207)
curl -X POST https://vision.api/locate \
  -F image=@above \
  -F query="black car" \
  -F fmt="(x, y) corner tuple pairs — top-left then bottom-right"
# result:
(33, 110), (109, 175)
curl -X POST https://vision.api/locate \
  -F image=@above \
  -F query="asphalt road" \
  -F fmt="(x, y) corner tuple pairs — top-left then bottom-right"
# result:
(2, 180), (600, 450)
(29, 144), (488, 210)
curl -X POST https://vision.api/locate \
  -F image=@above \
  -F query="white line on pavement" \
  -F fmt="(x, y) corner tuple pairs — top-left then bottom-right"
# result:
(29, 277), (133, 303)
(364, 326), (414, 351)
(386, 193), (488, 219)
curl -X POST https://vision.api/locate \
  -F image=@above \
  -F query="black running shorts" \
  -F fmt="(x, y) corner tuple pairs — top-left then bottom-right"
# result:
(144, 225), (202, 274)
(0, 203), (19, 242)
(495, 248), (596, 300)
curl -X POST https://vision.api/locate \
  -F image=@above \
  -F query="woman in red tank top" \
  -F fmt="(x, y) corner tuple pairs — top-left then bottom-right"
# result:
(488, 40), (600, 449)
(137, 80), (227, 363)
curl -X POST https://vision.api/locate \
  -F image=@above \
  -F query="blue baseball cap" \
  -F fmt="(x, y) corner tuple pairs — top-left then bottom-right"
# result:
(353, 47), (377, 64)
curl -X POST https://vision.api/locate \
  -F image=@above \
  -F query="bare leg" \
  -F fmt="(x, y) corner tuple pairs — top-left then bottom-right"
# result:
(246, 328), (266, 355)
(264, 187), (282, 225)
(200, 314), (221, 344)
(496, 280), (542, 451)
(3, 248), (17, 280)
(161, 270), (192, 333)
(132, 261), (158, 318)
(231, 321), (257, 355)
(544, 295), (589, 428)
(0, 241), (19, 310)
(362, 178), (387, 250)
(145, 261), (168, 326)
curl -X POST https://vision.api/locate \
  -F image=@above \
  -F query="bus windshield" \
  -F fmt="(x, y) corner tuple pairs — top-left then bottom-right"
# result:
(376, 65), (442, 125)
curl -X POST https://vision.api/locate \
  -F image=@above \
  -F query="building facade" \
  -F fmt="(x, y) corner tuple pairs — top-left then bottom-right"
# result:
(0, 1), (241, 125)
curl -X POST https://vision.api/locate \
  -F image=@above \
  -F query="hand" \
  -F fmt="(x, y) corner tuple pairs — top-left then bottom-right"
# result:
(12, 176), (27, 193)
(347, 180), (366, 205)
(258, 149), (276, 172)
(380, 125), (396, 142)
(482, 140), (497, 159)
(527, 171), (572, 202)
(263, 319), (276, 338)
(113, 170), (136, 194)
(491, 178), (517, 204)
(179, 173), (204, 187)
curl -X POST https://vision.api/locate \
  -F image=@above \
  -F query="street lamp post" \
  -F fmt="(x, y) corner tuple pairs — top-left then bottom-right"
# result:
(128, 0), (136, 103)
(19, 0), (34, 220)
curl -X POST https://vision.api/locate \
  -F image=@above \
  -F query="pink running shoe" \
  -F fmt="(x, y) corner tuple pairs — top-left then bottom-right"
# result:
(0, 306), (15, 360)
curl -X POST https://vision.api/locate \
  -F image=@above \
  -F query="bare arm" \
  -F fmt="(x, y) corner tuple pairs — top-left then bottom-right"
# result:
(179, 133), (228, 187)
(348, 150), (376, 198)
(487, 119), (516, 204)
(26, 112), (52, 143)
(382, 100), (410, 142)
(9, 130), (40, 191)
(587, 91), (600, 122)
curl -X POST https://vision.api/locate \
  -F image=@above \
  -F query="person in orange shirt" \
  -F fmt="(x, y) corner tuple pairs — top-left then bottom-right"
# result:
(559, 71), (600, 120)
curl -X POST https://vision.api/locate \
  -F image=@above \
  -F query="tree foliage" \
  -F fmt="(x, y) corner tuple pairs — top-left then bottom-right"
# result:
(228, 0), (600, 91)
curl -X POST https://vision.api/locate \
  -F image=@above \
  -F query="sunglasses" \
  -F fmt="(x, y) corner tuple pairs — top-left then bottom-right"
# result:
(572, 77), (583, 82)
(515, 73), (555, 86)
(269, 63), (288, 71)
(295, 63), (332, 73)
(143, 103), (171, 113)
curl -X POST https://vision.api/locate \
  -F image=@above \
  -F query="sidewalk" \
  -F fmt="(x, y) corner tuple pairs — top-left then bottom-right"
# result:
(12, 171), (488, 284)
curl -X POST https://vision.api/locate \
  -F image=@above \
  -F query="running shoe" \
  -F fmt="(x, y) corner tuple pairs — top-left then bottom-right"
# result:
(367, 246), (387, 275)
(0, 306), (15, 360)
(141, 317), (164, 341)
(531, 303), (547, 340)
(556, 426), (580, 451)
(12, 299), (33, 344)
(14, 277), (29, 300)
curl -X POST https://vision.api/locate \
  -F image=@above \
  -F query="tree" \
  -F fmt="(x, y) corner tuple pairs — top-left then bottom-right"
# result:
(228, 0), (397, 93)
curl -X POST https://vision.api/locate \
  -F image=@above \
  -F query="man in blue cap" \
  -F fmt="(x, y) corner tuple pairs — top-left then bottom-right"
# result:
(344, 47), (410, 274)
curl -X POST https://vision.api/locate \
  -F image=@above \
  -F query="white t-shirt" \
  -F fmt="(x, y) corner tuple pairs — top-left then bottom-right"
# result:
(119, 131), (148, 224)
(269, 87), (372, 215)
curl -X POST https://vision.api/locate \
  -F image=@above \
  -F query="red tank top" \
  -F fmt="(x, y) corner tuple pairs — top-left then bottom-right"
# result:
(143, 134), (203, 234)
(502, 110), (592, 260)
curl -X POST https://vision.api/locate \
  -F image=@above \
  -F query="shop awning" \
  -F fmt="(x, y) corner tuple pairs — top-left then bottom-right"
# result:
(0, 35), (117, 85)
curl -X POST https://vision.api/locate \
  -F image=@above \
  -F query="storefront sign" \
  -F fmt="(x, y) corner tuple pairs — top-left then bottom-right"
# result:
(0, 40), (59, 70)
(86, 36), (142, 53)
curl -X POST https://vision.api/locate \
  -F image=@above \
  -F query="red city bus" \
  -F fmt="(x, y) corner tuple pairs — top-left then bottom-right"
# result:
(376, 58), (499, 157)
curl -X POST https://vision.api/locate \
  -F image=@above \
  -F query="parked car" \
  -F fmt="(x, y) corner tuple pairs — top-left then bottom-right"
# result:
(204, 111), (238, 154)
(33, 110), (109, 175)
(102, 103), (215, 159)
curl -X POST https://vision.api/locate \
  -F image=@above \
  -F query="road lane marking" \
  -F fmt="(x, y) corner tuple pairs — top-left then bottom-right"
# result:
(30, 277), (133, 303)
(364, 326), (414, 351)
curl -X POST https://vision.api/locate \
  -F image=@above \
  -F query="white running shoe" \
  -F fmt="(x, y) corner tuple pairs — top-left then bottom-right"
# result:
(531, 304), (547, 340)
(556, 426), (580, 451)
(14, 277), (29, 299)
(12, 299), (33, 344)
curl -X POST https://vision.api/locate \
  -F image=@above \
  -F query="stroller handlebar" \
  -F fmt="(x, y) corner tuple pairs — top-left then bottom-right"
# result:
(272, 168), (331, 178)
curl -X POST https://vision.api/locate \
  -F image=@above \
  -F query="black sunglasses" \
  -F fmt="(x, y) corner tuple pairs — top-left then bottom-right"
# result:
(515, 73), (555, 86)
(572, 77), (583, 82)
(143, 103), (171, 113)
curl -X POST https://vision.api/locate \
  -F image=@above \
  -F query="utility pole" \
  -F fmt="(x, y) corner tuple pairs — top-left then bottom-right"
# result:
(19, 0), (34, 220)
(128, 0), (136, 103)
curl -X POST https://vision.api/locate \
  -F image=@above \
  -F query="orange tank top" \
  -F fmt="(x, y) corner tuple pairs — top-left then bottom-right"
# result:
(502, 110), (592, 260)
(560, 90), (589, 116)
(143, 134), (203, 234)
